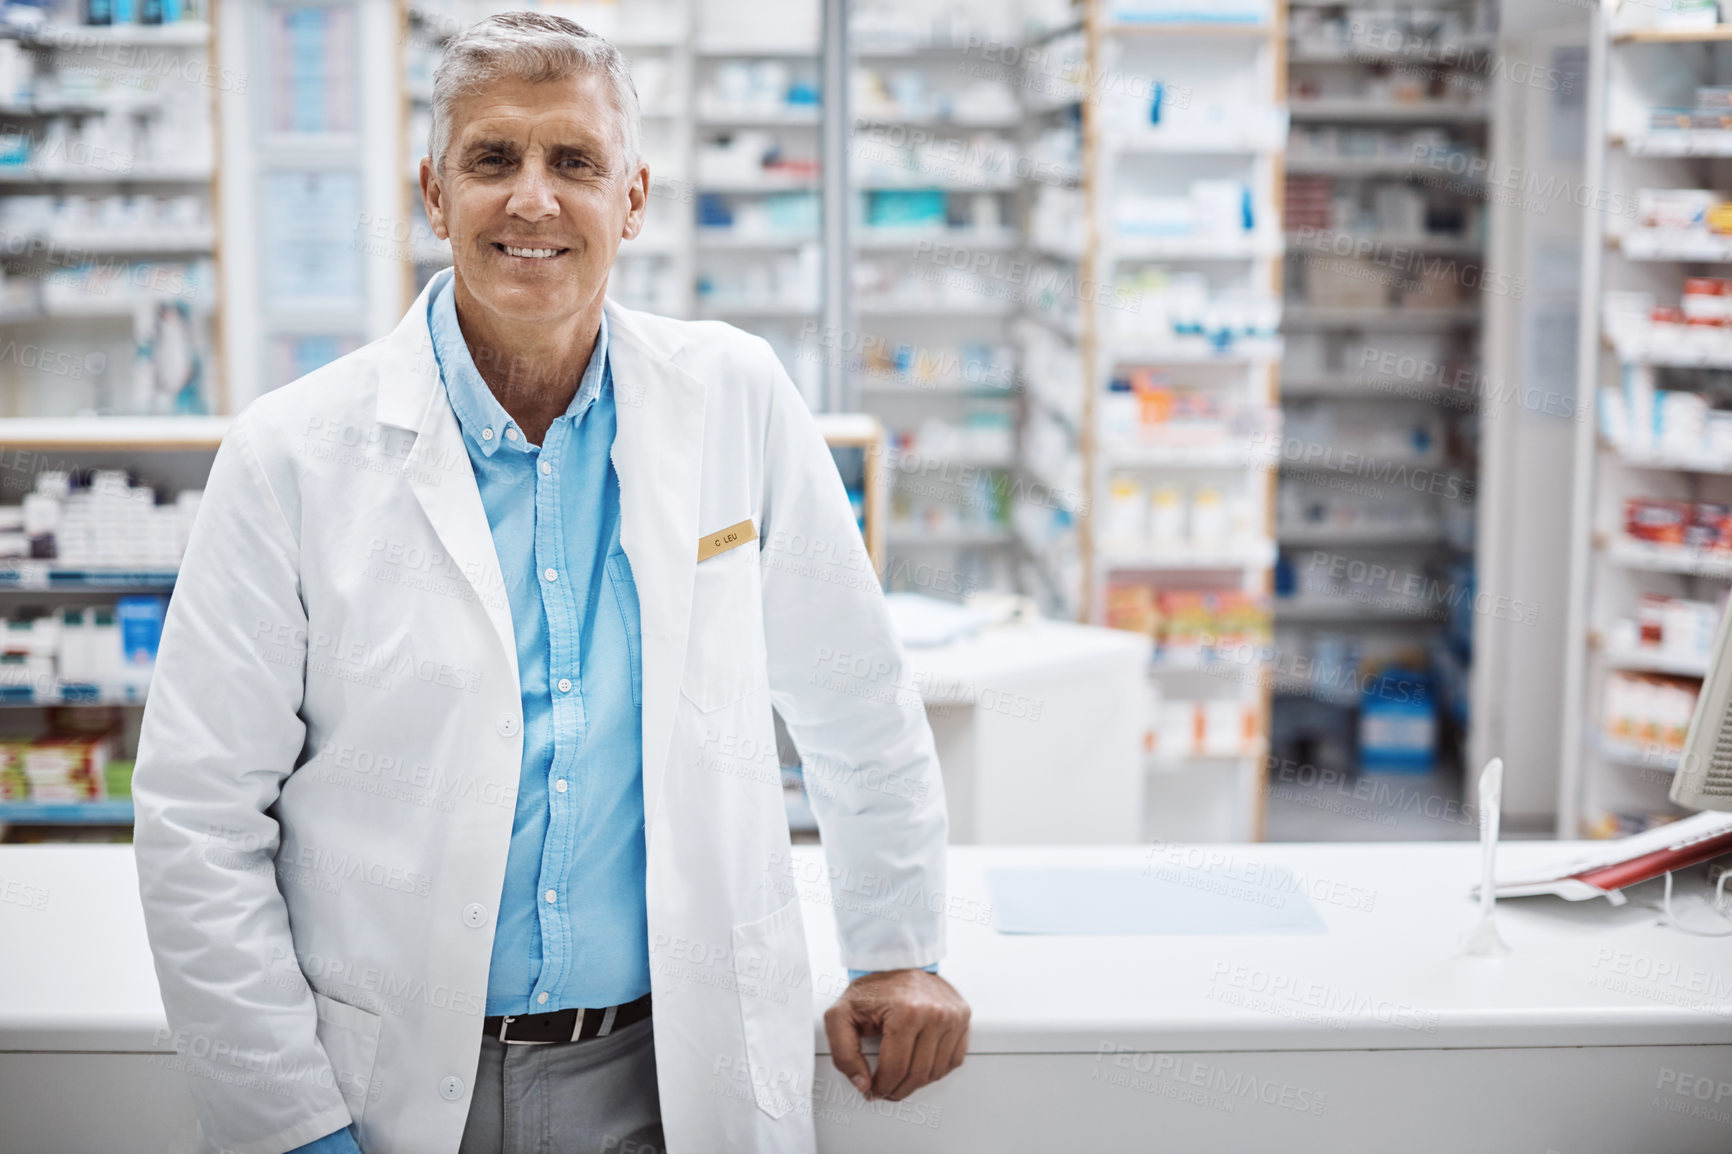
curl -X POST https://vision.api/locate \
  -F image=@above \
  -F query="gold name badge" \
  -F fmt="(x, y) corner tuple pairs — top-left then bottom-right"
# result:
(697, 518), (757, 562)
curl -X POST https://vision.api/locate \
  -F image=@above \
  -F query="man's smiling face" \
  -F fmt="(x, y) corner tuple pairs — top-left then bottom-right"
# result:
(423, 70), (647, 330)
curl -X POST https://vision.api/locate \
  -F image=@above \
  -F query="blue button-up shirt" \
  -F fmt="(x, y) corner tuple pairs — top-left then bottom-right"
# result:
(422, 280), (651, 1017)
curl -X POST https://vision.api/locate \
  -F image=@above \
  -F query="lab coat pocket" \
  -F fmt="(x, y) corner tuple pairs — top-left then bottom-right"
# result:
(730, 896), (813, 1120)
(312, 990), (383, 1126)
(607, 550), (644, 708)
(682, 542), (768, 712)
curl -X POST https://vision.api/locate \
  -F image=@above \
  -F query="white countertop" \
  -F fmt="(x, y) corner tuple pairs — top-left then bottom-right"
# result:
(1, 845), (170, 1052)
(3, 841), (1729, 1055)
(799, 842), (1732, 1053)
(901, 620), (1148, 705)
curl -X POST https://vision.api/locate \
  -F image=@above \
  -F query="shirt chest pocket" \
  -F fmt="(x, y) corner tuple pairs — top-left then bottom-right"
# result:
(681, 541), (768, 712)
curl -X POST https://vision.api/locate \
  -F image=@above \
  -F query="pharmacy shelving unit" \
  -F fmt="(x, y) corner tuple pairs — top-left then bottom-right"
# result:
(0, 416), (225, 838)
(690, 1), (824, 401)
(842, 9), (1029, 598)
(615, 13), (695, 319)
(1274, 0), (1493, 782)
(399, 2), (456, 302)
(216, 0), (404, 408)
(1561, 14), (1732, 839)
(7, 0), (403, 836)
(1082, 3), (1287, 843)
(0, 9), (224, 837)
(1010, 8), (1088, 620)
(0, 15), (219, 416)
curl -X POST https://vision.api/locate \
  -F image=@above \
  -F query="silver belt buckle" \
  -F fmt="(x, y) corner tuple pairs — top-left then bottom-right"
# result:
(498, 1014), (558, 1047)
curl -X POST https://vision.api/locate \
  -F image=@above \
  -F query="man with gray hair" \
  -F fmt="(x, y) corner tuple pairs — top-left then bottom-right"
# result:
(132, 11), (966, 1154)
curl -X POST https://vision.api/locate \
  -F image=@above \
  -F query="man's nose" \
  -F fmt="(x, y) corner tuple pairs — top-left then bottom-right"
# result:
(504, 164), (559, 220)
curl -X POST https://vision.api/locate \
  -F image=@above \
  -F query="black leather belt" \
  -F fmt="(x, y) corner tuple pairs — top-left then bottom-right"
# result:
(484, 992), (652, 1045)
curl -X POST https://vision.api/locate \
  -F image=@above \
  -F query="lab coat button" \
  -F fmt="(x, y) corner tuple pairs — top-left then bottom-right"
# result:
(440, 1076), (465, 1101)
(497, 716), (519, 737)
(462, 903), (487, 928)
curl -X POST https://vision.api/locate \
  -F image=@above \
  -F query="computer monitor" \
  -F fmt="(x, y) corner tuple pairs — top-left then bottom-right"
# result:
(1670, 599), (1732, 812)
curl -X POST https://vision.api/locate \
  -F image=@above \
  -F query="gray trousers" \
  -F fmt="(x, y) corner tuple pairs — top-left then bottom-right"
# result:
(457, 1016), (665, 1154)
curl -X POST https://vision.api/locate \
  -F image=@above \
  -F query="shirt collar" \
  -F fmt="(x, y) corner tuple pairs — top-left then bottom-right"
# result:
(427, 275), (610, 458)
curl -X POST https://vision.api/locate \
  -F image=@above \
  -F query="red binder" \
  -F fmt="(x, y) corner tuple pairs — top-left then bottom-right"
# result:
(1491, 811), (1732, 903)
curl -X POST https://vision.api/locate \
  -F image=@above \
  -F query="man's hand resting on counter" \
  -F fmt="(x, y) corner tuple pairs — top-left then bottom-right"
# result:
(824, 969), (970, 1102)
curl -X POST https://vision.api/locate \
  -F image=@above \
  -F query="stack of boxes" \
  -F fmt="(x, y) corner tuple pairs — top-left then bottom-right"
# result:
(0, 604), (155, 802)
(1110, 589), (1271, 764)
(0, 468), (189, 809)
(1100, 369), (1281, 450)
(1107, 268), (1282, 348)
(0, 589), (168, 696)
(1597, 281), (1732, 454)
(1646, 84), (1732, 138)
(1356, 665), (1438, 773)
(1624, 497), (1732, 554)
(0, 595), (165, 698)
(1104, 587), (1271, 664)
(1604, 280), (1732, 366)
(1113, 180), (1258, 241)
(1608, 592), (1723, 670)
(1627, 188), (1732, 250)
(0, 732), (118, 803)
(0, 702), (130, 803)
(1147, 694), (1259, 760)
(1601, 671), (1700, 762)
(4, 469), (201, 569)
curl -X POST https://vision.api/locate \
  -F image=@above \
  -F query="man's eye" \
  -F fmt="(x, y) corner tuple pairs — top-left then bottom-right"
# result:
(477, 155), (508, 169)
(560, 157), (589, 169)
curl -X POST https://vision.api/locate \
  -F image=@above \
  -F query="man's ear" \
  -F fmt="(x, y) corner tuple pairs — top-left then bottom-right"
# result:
(622, 162), (650, 241)
(420, 156), (449, 240)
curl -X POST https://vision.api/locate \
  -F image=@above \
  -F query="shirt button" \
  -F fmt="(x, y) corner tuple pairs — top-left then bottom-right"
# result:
(537, 991), (549, 1005)
(543, 567), (558, 582)
(545, 889), (558, 904)
(555, 779), (567, 793)
(557, 677), (572, 693)
(462, 903), (488, 928)
(540, 461), (552, 475)
(497, 715), (519, 737)
(440, 1075), (465, 1101)
(505, 428), (518, 441)
(481, 428), (494, 442)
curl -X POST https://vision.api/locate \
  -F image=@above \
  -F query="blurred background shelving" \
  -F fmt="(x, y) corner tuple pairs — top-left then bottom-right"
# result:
(0, 0), (1602, 848)
(1270, 0), (1495, 836)
(0, 3), (218, 840)
(844, 0), (1029, 599)
(1080, 0), (1287, 842)
(1564, 5), (1732, 839)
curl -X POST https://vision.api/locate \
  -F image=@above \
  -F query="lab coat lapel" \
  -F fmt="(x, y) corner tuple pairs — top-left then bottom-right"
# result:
(375, 271), (520, 678)
(605, 300), (704, 838)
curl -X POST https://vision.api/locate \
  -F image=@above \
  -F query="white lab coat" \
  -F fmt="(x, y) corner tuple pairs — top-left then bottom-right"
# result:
(132, 269), (949, 1154)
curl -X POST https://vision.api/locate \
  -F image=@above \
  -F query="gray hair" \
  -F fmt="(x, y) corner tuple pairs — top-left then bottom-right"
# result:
(429, 11), (641, 177)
